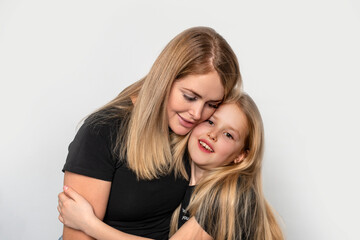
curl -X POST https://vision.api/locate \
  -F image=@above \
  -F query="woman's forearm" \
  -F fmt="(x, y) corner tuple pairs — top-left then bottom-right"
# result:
(59, 182), (153, 240)
(85, 217), (152, 240)
(80, 214), (211, 240)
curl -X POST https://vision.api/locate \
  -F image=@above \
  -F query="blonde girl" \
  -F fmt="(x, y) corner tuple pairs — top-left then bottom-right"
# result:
(60, 26), (241, 240)
(171, 93), (284, 240)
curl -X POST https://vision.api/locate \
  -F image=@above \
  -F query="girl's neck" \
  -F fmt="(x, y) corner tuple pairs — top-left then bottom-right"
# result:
(189, 161), (207, 186)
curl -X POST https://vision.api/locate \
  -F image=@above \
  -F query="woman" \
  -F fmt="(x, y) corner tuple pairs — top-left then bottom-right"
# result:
(60, 26), (241, 240)
(58, 93), (284, 240)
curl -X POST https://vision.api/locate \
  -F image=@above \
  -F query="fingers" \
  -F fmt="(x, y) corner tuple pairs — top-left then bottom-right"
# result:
(58, 214), (64, 223)
(58, 191), (70, 204)
(57, 186), (74, 225)
(57, 197), (64, 221)
(58, 202), (64, 224)
(58, 191), (73, 219)
(58, 192), (63, 207)
(63, 185), (81, 202)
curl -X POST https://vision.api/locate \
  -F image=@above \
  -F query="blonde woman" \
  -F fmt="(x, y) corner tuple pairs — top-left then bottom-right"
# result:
(60, 26), (241, 240)
(58, 93), (284, 240)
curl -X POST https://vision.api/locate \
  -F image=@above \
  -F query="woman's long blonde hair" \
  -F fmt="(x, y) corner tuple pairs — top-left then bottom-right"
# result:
(170, 93), (284, 240)
(91, 26), (242, 180)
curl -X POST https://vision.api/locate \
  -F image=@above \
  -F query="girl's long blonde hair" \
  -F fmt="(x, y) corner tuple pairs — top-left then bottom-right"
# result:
(170, 93), (284, 240)
(90, 26), (242, 180)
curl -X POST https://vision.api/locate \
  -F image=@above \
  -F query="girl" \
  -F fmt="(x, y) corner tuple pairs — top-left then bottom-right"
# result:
(60, 26), (241, 240)
(58, 93), (284, 240)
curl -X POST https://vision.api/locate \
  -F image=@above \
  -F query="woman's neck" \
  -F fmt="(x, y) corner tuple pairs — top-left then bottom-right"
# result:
(189, 161), (207, 186)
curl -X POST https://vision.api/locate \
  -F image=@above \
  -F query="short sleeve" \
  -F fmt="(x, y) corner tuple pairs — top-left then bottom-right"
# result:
(195, 211), (214, 237)
(62, 121), (116, 181)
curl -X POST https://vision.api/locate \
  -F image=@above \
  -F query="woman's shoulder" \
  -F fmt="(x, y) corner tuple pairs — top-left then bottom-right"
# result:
(86, 104), (132, 132)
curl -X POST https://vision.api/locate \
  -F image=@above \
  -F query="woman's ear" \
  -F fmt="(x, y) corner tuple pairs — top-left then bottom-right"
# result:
(233, 150), (249, 164)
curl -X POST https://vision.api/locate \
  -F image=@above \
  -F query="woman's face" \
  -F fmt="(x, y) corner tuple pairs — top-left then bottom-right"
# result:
(167, 71), (224, 135)
(188, 103), (248, 170)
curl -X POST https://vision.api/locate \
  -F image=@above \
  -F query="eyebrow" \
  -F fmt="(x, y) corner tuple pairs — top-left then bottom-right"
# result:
(184, 88), (223, 103)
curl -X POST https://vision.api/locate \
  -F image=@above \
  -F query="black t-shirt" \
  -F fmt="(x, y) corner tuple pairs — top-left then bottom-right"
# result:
(177, 185), (195, 229)
(63, 114), (189, 240)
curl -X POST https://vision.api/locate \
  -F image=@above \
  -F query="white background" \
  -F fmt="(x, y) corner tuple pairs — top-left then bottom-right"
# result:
(1, 0), (359, 239)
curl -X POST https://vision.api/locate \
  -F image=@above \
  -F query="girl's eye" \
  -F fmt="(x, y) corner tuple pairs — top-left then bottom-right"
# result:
(183, 94), (197, 101)
(207, 120), (214, 125)
(224, 132), (233, 139)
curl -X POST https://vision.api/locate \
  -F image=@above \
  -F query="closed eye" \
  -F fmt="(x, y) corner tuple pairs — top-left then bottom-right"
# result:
(208, 103), (219, 109)
(183, 94), (197, 101)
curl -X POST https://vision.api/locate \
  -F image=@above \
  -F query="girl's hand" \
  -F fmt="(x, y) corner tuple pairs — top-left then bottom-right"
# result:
(57, 185), (98, 232)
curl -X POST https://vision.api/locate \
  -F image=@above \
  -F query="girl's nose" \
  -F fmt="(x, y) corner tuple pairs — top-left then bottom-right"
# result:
(207, 132), (217, 142)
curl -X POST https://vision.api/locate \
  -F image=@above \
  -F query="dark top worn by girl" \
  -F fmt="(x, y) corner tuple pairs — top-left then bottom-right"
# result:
(177, 185), (195, 229)
(177, 182), (254, 240)
(63, 108), (189, 240)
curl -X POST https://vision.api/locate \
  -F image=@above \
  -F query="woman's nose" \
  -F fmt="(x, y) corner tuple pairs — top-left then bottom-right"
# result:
(189, 103), (203, 121)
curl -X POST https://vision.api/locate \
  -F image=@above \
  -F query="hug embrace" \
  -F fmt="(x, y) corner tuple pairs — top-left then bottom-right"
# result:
(58, 26), (284, 240)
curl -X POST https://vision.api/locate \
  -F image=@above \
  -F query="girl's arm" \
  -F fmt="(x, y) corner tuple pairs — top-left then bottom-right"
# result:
(169, 217), (212, 240)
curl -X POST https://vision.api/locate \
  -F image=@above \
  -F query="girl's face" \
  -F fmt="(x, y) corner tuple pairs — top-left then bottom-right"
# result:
(167, 71), (224, 135)
(188, 103), (248, 170)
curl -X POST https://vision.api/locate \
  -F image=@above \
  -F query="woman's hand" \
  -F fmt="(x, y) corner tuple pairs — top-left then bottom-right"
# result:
(58, 185), (98, 232)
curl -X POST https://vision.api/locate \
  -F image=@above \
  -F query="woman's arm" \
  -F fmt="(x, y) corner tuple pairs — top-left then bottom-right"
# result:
(58, 184), (152, 240)
(61, 171), (111, 240)
(81, 217), (152, 240)
(170, 217), (212, 240)
(58, 185), (211, 240)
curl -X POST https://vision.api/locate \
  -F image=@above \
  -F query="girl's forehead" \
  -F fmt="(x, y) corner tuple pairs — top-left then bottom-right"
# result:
(212, 103), (248, 134)
(213, 102), (240, 118)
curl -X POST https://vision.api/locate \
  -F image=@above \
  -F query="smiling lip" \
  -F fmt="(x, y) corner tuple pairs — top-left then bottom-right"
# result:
(198, 139), (214, 153)
(177, 114), (195, 128)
